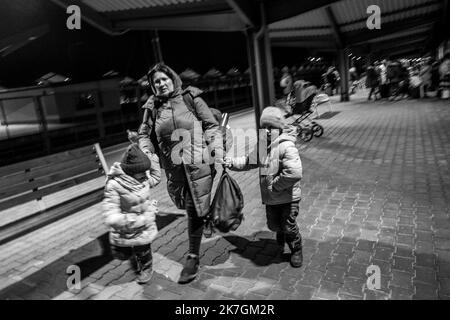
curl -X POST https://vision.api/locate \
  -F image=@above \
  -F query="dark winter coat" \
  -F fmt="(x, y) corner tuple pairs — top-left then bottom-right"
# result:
(365, 66), (380, 88)
(137, 65), (222, 217)
(386, 61), (402, 83)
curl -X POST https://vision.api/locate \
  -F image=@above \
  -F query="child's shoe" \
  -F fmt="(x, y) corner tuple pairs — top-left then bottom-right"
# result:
(290, 247), (303, 268)
(136, 269), (153, 284)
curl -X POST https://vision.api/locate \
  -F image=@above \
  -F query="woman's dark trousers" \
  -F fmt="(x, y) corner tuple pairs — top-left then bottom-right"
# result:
(184, 181), (204, 256)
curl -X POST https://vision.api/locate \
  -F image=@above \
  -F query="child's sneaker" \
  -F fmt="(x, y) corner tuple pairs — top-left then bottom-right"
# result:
(136, 269), (153, 284)
(290, 248), (303, 268)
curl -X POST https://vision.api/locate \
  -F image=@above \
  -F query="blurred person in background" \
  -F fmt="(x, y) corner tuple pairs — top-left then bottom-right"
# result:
(366, 63), (380, 101)
(439, 52), (450, 99)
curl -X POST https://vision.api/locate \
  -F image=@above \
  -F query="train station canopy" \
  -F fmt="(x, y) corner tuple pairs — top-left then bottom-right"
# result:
(270, 0), (449, 58)
(48, 0), (449, 59)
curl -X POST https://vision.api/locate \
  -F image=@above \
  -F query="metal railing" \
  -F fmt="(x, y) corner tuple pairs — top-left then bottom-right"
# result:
(0, 77), (254, 166)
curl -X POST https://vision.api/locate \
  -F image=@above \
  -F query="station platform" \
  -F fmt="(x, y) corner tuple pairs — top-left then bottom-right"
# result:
(1, 91), (449, 300)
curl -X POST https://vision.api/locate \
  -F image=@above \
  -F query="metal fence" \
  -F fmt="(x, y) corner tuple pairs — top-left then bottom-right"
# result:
(0, 76), (253, 166)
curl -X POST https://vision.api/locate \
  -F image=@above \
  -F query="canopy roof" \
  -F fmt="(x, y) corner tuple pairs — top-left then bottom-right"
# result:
(49, 0), (343, 32)
(270, 0), (448, 58)
(47, 0), (449, 58)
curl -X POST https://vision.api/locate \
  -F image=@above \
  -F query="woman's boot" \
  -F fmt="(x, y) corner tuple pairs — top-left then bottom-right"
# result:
(178, 254), (199, 284)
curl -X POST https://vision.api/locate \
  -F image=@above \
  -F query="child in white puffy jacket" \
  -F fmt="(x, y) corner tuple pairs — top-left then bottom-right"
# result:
(103, 143), (161, 284)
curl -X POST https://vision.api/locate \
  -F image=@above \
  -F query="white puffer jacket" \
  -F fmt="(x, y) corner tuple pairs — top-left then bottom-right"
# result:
(102, 154), (161, 247)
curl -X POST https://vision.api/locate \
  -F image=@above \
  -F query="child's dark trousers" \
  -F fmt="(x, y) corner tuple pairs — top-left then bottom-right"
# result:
(265, 201), (302, 252)
(111, 243), (152, 273)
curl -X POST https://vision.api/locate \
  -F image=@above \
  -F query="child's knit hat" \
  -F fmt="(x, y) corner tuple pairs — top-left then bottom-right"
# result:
(260, 106), (287, 129)
(121, 144), (151, 176)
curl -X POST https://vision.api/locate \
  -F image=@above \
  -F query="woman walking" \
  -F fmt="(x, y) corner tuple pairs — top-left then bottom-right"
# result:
(137, 63), (223, 284)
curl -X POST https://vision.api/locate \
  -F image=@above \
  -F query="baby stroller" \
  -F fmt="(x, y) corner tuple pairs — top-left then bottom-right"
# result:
(285, 80), (325, 142)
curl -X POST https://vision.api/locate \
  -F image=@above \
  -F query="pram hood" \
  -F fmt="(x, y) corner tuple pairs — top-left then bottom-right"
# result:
(293, 80), (318, 103)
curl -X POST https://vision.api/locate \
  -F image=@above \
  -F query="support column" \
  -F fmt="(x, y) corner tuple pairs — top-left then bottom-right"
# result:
(245, 28), (260, 129)
(150, 30), (163, 63)
(245, 1), (275, 130)
(338, 48), (350, 102)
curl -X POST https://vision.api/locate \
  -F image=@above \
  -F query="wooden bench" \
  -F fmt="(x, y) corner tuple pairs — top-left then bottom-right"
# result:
(0, 143), (109, 245)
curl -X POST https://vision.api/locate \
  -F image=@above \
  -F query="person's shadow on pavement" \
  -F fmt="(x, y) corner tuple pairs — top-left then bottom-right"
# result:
(222, 233), (290, 267)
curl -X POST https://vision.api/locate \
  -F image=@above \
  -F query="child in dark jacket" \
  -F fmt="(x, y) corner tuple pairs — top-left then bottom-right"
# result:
(103, 144), (161, 284)
(224, 107), (304, 268)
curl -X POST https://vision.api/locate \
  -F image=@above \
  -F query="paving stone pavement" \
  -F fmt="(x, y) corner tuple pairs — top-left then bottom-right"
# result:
(1, 92), (450, 300)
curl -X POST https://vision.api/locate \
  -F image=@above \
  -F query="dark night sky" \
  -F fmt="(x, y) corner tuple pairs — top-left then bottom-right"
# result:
(0, 0), (308, 88)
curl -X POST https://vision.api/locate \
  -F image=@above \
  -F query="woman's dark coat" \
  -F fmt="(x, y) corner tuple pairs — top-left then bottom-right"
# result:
(138, 65), (222, 217)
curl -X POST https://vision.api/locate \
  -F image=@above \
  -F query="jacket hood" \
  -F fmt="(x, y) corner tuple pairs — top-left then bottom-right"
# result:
(107, 162), (126, 177)
(107, 162), (147, 192)
(147, 63), (183, 99)
(278, 125), (297, 144)
(279, 125), (297, 143)
(263, 125), (297, 149)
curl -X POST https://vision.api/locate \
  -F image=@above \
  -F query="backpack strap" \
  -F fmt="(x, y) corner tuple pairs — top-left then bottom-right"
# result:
(182, 91), (198, 118)
(142, 105), (159, 155)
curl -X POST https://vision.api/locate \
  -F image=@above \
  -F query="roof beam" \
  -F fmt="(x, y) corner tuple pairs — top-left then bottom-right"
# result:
(346, 14), (437, 46)
(350, 30), (430, 49)
(270, 35), (334, 48)
(389, 48), (423, 59)
(375, 43), (426, 56)
(104, 0), (231, 20)
(375, 38), (428, 52)
(0, 24), (50, 58)
(48, 0), (122, 35)
(266, 0), (341, 24)
(324, 6), (343, 48)
(225, 0), (258, 27)
(271, 40), (334, 49)
(270, 0), (441, 33)
(340, 0), (441, 28)
(113, 13), (246, 32)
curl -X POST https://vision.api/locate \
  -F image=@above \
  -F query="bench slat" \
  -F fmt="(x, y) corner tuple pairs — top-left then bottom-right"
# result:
(0, 145), (96, 178)
(0, 143), (108, 244)
(0, 154), (101, 197)
(0, 161), (102, 200)
(0, 189), (104, 245)
(0, 177), (104, 228)
(0, 170), (103, 211)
